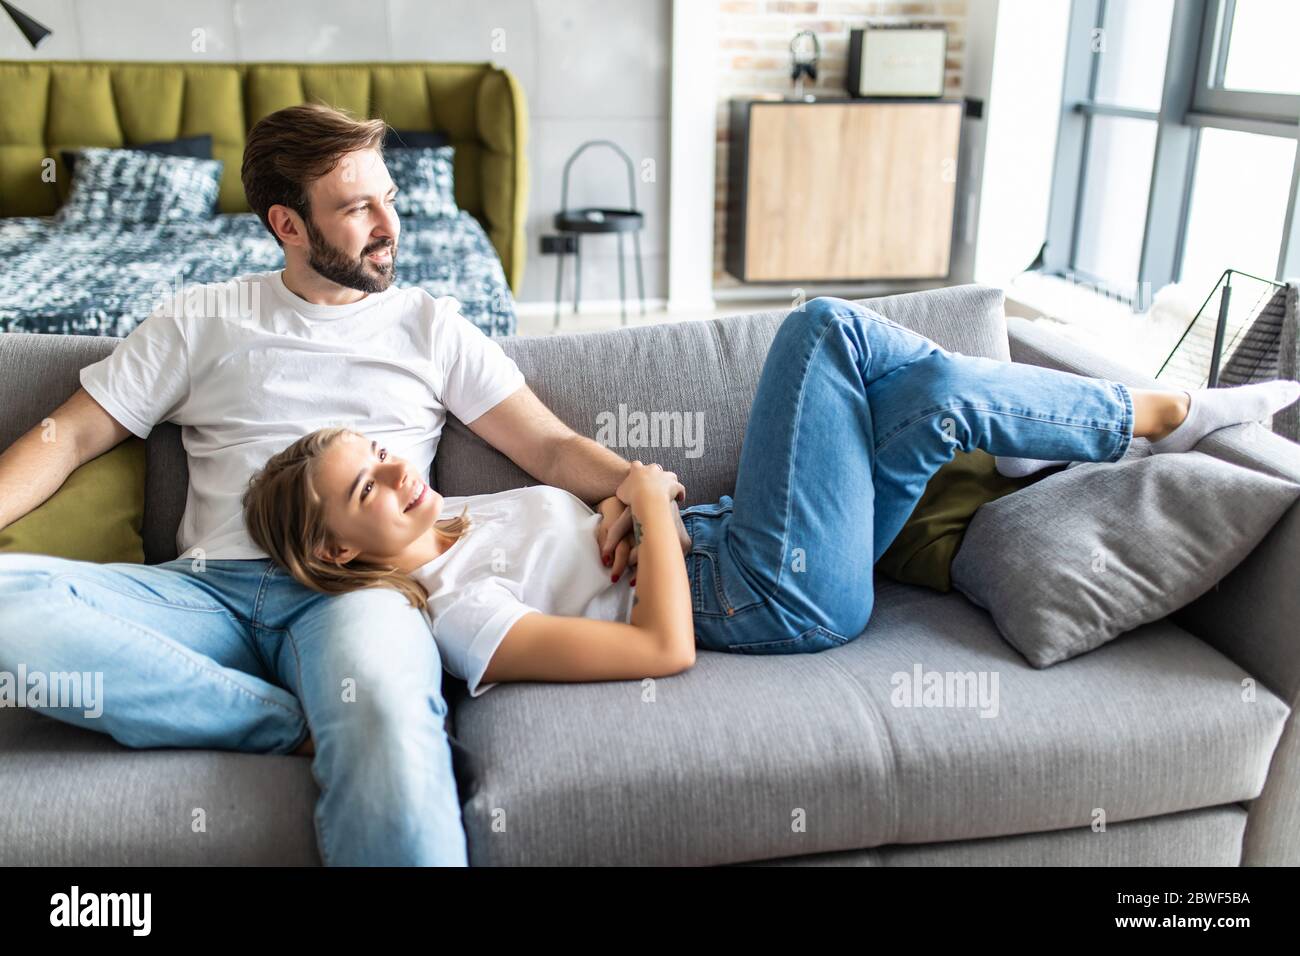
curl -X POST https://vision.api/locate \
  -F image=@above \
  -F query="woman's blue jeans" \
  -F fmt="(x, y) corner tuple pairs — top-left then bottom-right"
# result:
(0, 554), (467, 866)
(680, 295), (1134, 653)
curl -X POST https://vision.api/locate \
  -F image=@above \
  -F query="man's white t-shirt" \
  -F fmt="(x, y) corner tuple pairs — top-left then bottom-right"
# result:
(78, 270), (525, 561)
(411, 485), (635, 698)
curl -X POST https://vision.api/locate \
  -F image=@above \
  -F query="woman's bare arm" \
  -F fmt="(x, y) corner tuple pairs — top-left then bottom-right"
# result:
(624, 493), (694, 662)
(481, 610), (693, 687)
(480, 466), (696, 688)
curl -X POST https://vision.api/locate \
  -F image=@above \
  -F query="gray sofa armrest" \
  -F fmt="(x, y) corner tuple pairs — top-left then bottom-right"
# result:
(1008, 315), (1300, 865)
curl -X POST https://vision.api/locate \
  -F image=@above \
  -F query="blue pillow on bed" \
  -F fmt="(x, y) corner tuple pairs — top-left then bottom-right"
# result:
(385, 145), (458, 218)
(383, 128), (450, 150)
(56, 147), (223, 225)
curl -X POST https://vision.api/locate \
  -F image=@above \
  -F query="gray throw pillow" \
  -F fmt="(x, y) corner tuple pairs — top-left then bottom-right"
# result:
(950, 445), (1300, 668)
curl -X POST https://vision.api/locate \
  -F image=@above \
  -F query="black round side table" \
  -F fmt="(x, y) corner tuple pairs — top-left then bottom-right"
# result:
(553, 139), (647, 331)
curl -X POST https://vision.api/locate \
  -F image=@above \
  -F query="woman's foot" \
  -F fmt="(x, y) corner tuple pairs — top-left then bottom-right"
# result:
(1148, 381), (1300, 453)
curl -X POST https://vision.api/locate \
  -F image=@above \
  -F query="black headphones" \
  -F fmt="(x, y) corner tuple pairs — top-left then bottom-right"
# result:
(790, 30), (821, 85)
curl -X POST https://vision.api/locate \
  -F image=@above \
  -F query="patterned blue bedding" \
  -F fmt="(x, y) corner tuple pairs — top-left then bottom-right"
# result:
(0, 210), (516, 337)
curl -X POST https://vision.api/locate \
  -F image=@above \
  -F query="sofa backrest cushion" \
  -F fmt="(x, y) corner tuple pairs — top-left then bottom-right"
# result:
(434, 284), (1011, 507)
(0, 284), (1008, 564)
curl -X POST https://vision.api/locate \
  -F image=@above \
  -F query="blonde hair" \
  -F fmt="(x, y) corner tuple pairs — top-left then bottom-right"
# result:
(241, 427), (471, 610)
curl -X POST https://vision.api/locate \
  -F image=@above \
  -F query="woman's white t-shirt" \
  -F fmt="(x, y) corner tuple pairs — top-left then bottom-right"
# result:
(78, 270), (525, 560)
(411, 485), (635, 698)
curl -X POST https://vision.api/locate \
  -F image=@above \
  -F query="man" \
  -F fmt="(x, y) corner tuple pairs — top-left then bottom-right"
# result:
(0, 104), (658, 866)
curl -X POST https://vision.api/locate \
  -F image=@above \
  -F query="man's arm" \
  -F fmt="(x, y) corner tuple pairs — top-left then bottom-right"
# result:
(466, 384), (631, 505)
(0, 388), (132, 531)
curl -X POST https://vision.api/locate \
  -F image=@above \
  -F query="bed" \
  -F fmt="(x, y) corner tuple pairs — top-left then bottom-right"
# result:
(0, 210), (516, 337)
(0, 60), (529, 337)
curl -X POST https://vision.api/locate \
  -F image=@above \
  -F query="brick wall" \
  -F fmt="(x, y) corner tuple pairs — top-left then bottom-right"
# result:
(715, 0), (968, 287)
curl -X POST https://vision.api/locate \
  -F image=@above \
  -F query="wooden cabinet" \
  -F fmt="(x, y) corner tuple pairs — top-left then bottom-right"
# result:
(725, 98), (963, 283)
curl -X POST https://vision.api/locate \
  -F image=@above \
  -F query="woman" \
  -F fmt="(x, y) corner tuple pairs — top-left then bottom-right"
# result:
(241, 296), (1300, 708)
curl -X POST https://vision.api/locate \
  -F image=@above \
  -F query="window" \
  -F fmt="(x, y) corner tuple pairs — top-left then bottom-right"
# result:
(1220, 0), (1300, 95)
(1093, 0), (1176, 111)
(1179, 126), (1296, 293)
(1075, 115), (1159, 288)
(1044, 0), (1300, 309)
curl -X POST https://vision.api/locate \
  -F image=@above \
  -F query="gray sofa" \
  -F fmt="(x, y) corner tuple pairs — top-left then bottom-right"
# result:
(1, 283), (1297, 866)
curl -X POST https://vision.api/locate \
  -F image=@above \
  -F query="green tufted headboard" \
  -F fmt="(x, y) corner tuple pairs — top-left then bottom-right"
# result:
(0, 60), (529, 292)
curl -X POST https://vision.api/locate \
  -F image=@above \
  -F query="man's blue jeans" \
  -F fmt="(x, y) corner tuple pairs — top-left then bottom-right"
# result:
(0, 553), (468, 866)
(680, 296), (1134, 652)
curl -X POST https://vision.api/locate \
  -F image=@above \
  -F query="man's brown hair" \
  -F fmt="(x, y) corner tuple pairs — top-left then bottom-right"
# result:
(241, 102), (387, 245)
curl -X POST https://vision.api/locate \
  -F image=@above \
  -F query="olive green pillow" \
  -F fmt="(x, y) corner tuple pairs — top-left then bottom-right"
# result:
(0, 437), (147, 563)
(877, 448), (1046, 593)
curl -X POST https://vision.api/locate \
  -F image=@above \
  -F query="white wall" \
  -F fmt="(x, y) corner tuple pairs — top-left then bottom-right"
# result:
(944, 0), (997, 293)
(972, 0), (1071, 287)
(0, 0), (672, 306)
(666, 0), (716, 314)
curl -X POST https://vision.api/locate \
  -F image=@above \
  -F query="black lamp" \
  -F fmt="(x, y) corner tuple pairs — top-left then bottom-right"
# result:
(2, 1), (52, 49)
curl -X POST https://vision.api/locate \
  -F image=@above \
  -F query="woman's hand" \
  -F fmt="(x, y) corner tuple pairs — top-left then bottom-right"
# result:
(616, 461), (684, 511)
(596, 463), (690, 580)
(596, 496), (636, 579)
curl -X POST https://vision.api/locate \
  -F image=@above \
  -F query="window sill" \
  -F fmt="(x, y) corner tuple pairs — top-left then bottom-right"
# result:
(1003, 272), (1192, 379)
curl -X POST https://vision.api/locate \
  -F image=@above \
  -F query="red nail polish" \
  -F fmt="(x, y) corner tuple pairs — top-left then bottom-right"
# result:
(603, 554), (611, 566)
(629, 578), (636, 587)
(611, 574), (620, 583)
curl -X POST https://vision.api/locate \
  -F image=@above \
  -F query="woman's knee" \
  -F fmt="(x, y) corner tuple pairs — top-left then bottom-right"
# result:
(786, 297), (906, 355)
(770, 298), (863, 369)
(788, 296), (854, 333)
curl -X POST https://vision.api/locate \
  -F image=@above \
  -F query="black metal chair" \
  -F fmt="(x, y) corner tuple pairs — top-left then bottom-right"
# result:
(553, 139), (647, 330)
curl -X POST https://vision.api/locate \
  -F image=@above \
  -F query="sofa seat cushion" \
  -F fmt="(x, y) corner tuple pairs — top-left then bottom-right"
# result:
(450, 574), (1290, 865)
(0, 574), (1281, 867)
(0, 707), (320, 865)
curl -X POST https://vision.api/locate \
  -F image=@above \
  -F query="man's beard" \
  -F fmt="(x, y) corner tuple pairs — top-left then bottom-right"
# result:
(302, 213), (397, 294)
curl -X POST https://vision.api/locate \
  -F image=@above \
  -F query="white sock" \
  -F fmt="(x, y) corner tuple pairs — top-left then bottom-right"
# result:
(994, 456), (1069, 478)
(1150, 381), (1300, 454)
